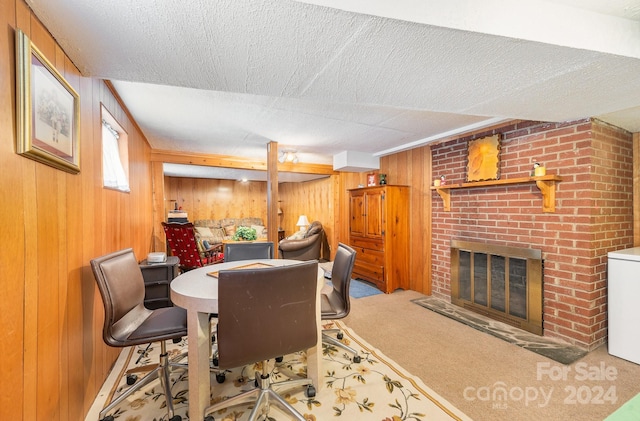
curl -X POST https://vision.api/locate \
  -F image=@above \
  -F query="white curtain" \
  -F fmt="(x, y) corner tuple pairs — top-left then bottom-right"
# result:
(102, 122), (130, 192)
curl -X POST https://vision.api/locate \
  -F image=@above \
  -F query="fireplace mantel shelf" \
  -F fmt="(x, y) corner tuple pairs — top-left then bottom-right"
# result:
(431, 175), (562, 213)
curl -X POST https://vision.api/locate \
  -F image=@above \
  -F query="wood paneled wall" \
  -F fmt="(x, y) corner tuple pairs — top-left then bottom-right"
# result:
(279, 176), (338, 255)
(380, 148), (433, 294)
(1, 1), (155, 419)
(165, 177), (269, 221)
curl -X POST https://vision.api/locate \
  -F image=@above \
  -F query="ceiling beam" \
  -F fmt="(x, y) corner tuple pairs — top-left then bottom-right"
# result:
(150, 149), (337, 175)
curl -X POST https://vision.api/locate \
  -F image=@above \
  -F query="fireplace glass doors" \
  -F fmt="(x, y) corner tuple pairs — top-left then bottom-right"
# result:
(451, 240), (543, 335)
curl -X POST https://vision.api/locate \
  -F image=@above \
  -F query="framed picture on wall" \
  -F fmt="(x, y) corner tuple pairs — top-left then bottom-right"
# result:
(367, 173), (376, 186)
(15, 29), (80, 174)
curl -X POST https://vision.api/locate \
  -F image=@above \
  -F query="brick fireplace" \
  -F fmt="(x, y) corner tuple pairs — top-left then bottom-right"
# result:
(430, 119), (634, 350)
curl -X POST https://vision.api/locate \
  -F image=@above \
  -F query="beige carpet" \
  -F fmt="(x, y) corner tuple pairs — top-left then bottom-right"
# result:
(95, 320), (471, 420)
(343, 290), (640, 421)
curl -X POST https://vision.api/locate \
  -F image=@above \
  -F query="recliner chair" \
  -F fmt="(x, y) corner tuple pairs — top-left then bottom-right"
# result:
(90, 248), (188, 421)
(321, 243), (361, 363)
(204, 261), (319, 421)
(278, 221), (329, 261)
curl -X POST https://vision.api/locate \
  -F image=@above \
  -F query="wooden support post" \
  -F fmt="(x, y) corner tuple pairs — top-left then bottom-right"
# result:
(267, 142), (280, 257)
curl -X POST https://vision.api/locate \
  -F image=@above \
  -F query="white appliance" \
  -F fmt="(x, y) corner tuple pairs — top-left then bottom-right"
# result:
(147, 252), (167, 263)
(608, 247), (640, 365)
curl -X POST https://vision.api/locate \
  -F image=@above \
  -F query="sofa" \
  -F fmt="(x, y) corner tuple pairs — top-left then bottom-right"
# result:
(192, 217), (268, 249)
(278, 221), (329, 261)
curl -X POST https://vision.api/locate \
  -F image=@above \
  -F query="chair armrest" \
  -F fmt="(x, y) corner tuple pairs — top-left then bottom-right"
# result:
(205, 243), (224, 253)
(203, 243), (224, 264)
(278, 234), (319, 251)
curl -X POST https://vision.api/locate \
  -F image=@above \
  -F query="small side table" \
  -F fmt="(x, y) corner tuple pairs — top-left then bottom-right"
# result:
(139, 256), (180, 309)
(278, 229), (286, 242)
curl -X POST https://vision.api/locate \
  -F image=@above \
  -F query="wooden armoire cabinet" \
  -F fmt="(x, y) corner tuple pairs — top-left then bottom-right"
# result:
(348, 185), (410, 293)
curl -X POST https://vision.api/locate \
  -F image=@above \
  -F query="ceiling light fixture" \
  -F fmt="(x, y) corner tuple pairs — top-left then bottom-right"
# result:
(278, 150), (299, 164)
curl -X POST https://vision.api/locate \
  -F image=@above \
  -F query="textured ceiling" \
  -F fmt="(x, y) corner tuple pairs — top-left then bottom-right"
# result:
(25, 0), (640, 179)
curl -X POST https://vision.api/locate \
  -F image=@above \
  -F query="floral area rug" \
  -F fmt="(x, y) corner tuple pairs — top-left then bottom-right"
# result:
(99, 321), (471, 421)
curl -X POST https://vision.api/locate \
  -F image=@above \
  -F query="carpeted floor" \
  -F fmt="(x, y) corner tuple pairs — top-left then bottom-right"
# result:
(411, 296), (587, 364)
(343, 290), (640, 421)
(91, 321), (471, 420)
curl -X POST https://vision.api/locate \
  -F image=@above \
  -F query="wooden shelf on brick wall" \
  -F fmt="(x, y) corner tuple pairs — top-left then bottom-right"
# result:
(430, 175), (562, 213)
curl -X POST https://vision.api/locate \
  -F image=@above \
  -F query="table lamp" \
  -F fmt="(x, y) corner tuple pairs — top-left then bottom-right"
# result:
(296, 214), (310, 231)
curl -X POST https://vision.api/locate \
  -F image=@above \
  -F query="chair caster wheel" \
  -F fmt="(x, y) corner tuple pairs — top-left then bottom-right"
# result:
(212, 357), (219, 366)
(169, 416), (182, 421)
(216, 372), (226, 383)
(204, 416), (215, 421)
(275, 356), (283, 363)
(173, 337), (181, 344)
(353, 355), (362, 363)
(126, 374), (137, 385)
(337, 332), (344, 340)
(100, 416), (114, 421)
(305, 384), (316, 398)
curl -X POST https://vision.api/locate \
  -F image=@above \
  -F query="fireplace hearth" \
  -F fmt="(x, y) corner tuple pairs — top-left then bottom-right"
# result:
(450, 240), (543, 335)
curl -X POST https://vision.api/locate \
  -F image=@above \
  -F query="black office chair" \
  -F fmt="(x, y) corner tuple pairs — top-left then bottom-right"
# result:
(211, 241), (275, 379)
(224, 241), (274, 262)
(321, 243), (361, 363)
(90, 248), (187, 421)
(204, 261), (319, 421)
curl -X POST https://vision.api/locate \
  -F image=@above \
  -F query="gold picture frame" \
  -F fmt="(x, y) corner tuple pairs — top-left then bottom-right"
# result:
(16, 29), (80, 174)
(466, 134), (500, 182)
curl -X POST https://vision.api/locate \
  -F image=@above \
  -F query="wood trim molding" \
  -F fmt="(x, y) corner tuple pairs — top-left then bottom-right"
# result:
(104, 80), (149, 146)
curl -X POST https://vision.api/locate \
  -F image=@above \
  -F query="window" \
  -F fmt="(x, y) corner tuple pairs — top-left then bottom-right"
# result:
(101, 105), (130, 192)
